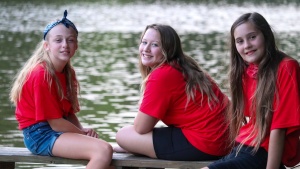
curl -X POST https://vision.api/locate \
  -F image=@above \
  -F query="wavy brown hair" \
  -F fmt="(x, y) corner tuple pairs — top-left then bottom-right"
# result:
(139, 24), (219, 107)
(228, 12), (284, 152)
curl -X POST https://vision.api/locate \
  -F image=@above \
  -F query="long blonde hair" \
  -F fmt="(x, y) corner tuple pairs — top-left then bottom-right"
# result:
(138, 24), (219, 107)
(10, 38), (80, 113)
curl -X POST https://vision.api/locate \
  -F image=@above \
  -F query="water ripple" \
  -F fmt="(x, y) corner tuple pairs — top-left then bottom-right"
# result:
(0, 2), (299, 34)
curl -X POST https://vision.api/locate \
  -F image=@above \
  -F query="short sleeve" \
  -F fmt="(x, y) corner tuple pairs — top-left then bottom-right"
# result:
(271, 59), (300, 130)
(271, 58), (300, 166)
(139, 65), (185, 119)
(139, 67), (173, 119)
(33, 72), (66, 121)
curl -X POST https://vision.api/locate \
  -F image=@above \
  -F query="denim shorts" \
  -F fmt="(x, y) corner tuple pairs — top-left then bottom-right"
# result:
(153, 126), (222, 161)
(22, 122), (63, 156)
(208, 145), (286, 169)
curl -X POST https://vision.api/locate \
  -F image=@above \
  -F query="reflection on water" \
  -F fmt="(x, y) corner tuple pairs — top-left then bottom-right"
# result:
(0, 0), (299, 168)
(1, 0), (300, 34)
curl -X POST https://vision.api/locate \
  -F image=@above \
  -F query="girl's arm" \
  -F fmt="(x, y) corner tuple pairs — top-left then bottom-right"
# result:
(48, 117), (85, 135)
(64, 113), (99, 138)
(134, 111), (159, 134)
(266, 128), (286, 169)
(65, 113), (83, 129)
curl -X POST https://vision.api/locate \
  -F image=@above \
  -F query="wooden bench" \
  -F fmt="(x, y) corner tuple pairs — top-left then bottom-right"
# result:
(0, 147), (212, 169)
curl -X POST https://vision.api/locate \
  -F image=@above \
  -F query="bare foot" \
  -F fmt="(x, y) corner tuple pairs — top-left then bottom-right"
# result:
(113, 146), (129, 153)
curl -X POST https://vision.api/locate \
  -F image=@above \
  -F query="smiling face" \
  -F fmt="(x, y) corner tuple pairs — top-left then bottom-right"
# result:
(44, 24), (78, 72)
(234, 21), (265, 64)
(139, 28), (164, 68)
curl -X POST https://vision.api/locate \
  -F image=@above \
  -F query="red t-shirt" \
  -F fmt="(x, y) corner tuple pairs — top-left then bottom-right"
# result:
(139, 64), (230, 156)
(236, 58), (300, 167)
(15, 64), (77, 129)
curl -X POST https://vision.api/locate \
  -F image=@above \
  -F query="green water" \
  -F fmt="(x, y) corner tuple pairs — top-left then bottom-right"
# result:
(0, 0), (299, 168)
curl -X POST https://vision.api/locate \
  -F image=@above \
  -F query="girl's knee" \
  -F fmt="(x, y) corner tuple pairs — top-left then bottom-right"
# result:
(102, 145), (113, 164)
(98, 141), (113, 156)
(90, 140), (112, 155)
(92, 141), (113, 164)
(116, 125), (134, 144)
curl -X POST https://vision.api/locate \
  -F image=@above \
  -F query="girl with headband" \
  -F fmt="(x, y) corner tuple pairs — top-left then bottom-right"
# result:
(10, 10), (113, 169)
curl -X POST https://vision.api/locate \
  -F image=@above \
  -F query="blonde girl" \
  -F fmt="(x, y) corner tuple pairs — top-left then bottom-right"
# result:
(10, 10), (112, 169)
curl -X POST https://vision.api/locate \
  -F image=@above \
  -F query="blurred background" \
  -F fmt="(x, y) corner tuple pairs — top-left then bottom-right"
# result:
(0, 0), (299, 168)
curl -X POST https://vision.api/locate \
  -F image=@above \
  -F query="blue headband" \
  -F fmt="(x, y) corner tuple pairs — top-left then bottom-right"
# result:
(43, 10), (78, 40)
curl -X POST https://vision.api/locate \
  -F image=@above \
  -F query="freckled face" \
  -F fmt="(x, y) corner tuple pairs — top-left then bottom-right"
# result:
(139, 28), (164, 68)
(234, 21), (265, 64)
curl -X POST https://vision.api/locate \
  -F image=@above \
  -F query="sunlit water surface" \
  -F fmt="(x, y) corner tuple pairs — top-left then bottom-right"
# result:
(0, 1), (299, 168)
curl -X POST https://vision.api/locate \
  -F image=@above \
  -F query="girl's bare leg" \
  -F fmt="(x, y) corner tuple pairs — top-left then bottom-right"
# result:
(113, 145), (128, 153)
(115, 125), (156, 158)
(52, 133), (113, 169)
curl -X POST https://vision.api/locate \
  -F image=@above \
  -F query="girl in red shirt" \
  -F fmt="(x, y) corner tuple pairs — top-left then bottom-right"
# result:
(203, 12), (300, 169)
(10, 10), (112, 169)
(114, 24), (231, 161)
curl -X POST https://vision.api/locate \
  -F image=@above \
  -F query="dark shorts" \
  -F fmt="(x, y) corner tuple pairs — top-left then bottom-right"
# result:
(152, 126), (222, 161)
(208, 145), (286, 169)
(22, 122), (62, 156)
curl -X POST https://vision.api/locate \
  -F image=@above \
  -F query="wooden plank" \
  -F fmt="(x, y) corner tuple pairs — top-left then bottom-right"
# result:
(112, 153), (211, 168)
(0, 147), (88, 165)
(0, 147), (212, 169)
(0, 162), (15, 169)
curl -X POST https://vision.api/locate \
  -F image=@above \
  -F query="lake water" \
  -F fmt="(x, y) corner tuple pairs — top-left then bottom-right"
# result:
(0, 0), (299, 168)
